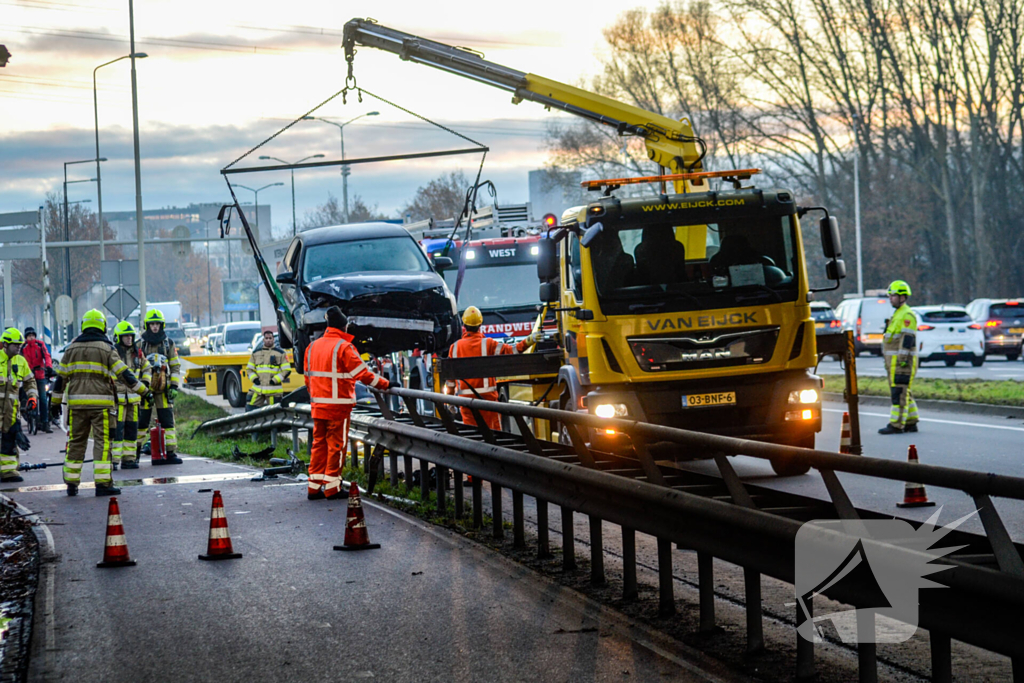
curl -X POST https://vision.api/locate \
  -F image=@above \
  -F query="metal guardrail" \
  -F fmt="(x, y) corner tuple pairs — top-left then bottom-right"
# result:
(195, 387), (1024, 681)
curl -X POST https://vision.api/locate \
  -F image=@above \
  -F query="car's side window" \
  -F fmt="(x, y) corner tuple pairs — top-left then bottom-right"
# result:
(283, 239), (301, 274)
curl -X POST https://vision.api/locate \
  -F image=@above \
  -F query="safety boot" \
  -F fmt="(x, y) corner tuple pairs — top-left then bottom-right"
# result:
(95, 484), (121, 496)
(112, 462), (119, 471)
(164, 452), (183, 465)
(904, 423), (919, 433)
(1, 475), (24, 483)
(121, 460), (140, 470)
(66, 484), (78, 496)
(877, 424), (904, 435)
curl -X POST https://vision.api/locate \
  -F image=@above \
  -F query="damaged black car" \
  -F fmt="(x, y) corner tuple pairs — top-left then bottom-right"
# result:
(274, 223), (459, 372)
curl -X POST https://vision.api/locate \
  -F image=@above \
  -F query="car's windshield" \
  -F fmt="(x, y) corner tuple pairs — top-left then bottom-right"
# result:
(226, 326), (260, 344)
(587, 215), (799, 315)
(165, 326), (186, 341)
(810, 307), (837, 321)
(302, 237), (430, 281)
(920, 310), (971, 323)
(989, 304), (1024, 318)
(443, 264), (537, 310)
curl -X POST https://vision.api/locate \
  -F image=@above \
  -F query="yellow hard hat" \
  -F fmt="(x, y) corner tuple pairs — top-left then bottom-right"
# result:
(887, 280), (912, 297)
(462, 306), (483, 327)
(82, 309), (107, 332)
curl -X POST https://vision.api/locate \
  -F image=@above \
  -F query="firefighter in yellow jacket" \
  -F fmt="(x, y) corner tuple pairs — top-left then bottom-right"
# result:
(246, 330), (291, 410)
(51, 310), (150, 496)
(0, 328), (38, 483)
(112, 321), (151, 470)
(135, 308), (182, 464)
(879, 280), (920, 434)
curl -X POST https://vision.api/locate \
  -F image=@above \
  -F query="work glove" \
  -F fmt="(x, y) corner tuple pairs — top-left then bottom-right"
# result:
(15, 430), (30, 452)
(168, 386), (178, 401)
(271, 375), (282, 386)
(444, 380), (456, 395)
(142, 390), (155, 403)
(26, 397), (37, 411)
(376, 378), (391, 392)
(527, 329), (543, 345)
(50, 403), (61, 420)
(45, 366), (55, 379)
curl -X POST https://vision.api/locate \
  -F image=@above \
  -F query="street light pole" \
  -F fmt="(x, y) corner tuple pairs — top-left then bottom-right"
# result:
(128, 0), (147, 320)
(94, 53), (146, 261)
(301, 112), (378, 223)
(258, 155), (325, 236)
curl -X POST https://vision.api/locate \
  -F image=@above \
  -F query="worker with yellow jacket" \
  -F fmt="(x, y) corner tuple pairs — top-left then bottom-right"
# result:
(879, 280), (920, 434)
(0, 328), (37, 483)
(246, 330), (291, 410)
(135, 308), (182, 464)
(51, 310), (150, 496)
(112, 321), (151, 470)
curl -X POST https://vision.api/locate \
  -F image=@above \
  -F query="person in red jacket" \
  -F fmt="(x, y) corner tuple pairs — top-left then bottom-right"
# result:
(446, 306), (541, 431)
(304, 307), (389, 500)
(21, 327), (53, 433)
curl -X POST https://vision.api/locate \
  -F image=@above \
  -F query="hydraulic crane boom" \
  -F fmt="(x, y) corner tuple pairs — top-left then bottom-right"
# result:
(342, 19), (707, 189)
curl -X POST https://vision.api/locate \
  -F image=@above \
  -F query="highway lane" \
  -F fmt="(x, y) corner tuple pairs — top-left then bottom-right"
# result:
(817, 353), (1024, 379)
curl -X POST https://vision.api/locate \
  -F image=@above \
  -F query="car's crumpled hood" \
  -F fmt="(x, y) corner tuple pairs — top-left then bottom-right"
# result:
(305, 272), (442, 301)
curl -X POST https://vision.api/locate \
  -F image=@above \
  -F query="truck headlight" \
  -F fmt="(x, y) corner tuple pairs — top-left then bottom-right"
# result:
(594, 403), (628, 418)
(788, 389), (819, 404)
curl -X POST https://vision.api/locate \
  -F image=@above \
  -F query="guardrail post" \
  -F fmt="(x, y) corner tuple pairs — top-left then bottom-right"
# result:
(363, 441), (372, 474)
(472, 477), (483, 529)
(930, 631), (952, 683)
(745, 569), (764, 654)
(291, 425), (299, 454)
(858, 612), (878, 683)
(403, 455), (413, 491)
(453, 470), (464, 519)
(492, 483), (504, 539)
(589, 515), (605, 585)
(657, 538), (675, 617)
(622, 527), (637, 601)
(389, 449), (398, 487)
(307, 428), (312, 458)
(698, 552), (715, 631)
(436, 465), (447, 515)
(349, 440), (359, 470)
(512, 490), (525, 548)
(270, 427), (278, 450)
(420, 459), (430, 501)
(796, 600), (814, 680)
(537, 498), (551, 558)
(561, 507), (576, 571)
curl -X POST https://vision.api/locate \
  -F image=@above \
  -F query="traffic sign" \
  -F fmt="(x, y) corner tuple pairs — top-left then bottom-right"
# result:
(55, 295), (73, 325)
(104, 287), (138, 321)
(101, 260), (139, 288)
(172, 225), (191, 257)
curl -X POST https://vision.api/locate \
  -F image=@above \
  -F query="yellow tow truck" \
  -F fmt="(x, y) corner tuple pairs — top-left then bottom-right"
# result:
(344, 20), (847, 474)
(184, 351), (305, 408)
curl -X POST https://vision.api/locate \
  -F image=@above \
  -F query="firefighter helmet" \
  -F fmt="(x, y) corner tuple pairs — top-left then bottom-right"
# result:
(0, 328), (24, 345)
(144, 308), (166, 325)
(81, 309), (107, 332)
(887, 280), (912, 297)
(113, 320), (137, 343)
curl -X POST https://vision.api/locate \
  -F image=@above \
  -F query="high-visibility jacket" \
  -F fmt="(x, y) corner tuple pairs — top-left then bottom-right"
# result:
(115, 344), (152, 405)
(304, 328), (388, 420)
(138, 332), (181, 388)
(0, 350), (36, 432)
(53, 330), (146, 408)
(447, 331), (532, 398)
(882, 304), (917, 385)
(247, 345), (291, 396)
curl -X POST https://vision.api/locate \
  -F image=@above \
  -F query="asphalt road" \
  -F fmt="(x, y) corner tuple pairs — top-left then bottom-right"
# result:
(816, 353), (1024, 380)
(2, 431), (731, 683)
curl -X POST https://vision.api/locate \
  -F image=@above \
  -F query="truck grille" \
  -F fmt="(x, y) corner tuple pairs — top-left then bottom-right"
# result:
(627, 326), (780, 372)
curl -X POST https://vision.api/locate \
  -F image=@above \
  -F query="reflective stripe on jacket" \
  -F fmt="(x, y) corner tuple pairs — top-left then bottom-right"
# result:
(115, 345), (152, 405)
(54, 337), (145, 408)
(139, 337), (181, 387)
(247, 346), (291, 396)
(304, 328), (387, 420)
(0, 350), (36, 432)
(448, 331), (531, 397)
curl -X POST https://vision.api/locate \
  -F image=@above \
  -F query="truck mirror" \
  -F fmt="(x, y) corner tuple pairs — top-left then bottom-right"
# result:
(275, 271), (296, 285)
(432, 256), (453, 271)
(820, 216), (842, 259)
(537, 238), (558, 281)
(580, 221), (604, 248)
(539, 282), (559, 303)
(826, 258), (846, 281)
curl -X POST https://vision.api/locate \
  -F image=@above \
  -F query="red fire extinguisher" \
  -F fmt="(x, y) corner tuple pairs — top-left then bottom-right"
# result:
(150, 424), (167, 465)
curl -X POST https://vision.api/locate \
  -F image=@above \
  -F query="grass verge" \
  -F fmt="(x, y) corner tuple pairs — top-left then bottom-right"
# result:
(175, 393), (293, 468)
(822, 375), (1024, 406)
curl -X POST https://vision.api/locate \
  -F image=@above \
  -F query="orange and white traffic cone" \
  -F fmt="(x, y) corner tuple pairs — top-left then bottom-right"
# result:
(97, 497), (137, 568)
(839, 412), (853, 454)
(334, 482), (380, 551)
(897, 445), (935, 508)
(198, 490), (243, 560)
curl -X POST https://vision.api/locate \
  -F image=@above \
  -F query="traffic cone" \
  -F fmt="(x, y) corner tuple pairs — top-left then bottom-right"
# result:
(839, 412), (853, 454)
(333, 482), (380, 551)
(97, 497), (137, 568)
(897, 445), (935, 508)
(198, 490), (243, 560)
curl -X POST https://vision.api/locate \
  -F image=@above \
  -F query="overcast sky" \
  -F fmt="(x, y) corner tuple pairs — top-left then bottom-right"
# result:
(0, 1), (657, 233)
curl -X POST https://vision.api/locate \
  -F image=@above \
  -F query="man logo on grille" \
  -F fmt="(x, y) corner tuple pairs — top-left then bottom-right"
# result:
(794, 510), (973, 643)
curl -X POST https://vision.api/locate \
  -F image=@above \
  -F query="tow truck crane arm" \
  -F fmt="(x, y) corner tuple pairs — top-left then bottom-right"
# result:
(342, 19), (707, 189)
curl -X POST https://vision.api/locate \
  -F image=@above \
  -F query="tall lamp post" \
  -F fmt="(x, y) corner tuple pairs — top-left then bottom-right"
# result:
(128, 0), (148, 320)
(258, 154), (325, 235)
(302, 112), (379, 223)
(93, 52), (147, 261)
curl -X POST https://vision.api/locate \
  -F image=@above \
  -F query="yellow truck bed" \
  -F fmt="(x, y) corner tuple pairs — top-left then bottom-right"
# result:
(183, 352), (304, 407)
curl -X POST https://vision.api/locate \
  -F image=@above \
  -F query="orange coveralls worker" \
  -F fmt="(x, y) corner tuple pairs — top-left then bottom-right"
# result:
(447, 329), (536, 431)
(304, 327), (389, 499)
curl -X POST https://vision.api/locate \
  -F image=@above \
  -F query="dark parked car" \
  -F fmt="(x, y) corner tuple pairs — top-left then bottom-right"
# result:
(966, 298), (1024, 361)
(274, 223), (459, 372)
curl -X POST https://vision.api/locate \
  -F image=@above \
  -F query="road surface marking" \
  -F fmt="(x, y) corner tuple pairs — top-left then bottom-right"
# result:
(824, 408), (1024, 433)
(0, 471), (256, 494)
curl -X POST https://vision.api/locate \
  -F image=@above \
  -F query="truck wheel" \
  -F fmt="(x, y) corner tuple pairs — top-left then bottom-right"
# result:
(223, 370), (245, 408)
(770, 434), (813, 476)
